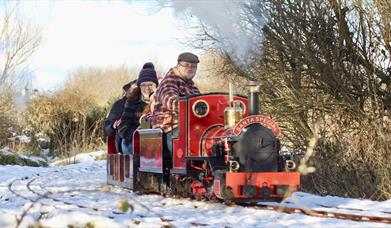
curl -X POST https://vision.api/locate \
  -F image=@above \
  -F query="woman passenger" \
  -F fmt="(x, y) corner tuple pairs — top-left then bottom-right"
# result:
(118, 62), (159, 154)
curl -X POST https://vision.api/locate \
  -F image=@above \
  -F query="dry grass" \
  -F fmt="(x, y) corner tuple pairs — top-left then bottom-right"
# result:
(194, 54), (248, 93)
(63, 65), (137, 106)
(23, 66), (138, 159)
(301, 116), (391, 200)
(0, 92), (16, 146)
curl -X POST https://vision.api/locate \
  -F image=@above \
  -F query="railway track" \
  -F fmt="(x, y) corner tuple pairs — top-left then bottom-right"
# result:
(251, 202), (391, 224)
(4, 167), (127, 226)
(3, 163), (390, 227)
(4, 166), (178, 225)
(5, 166), (194, 227)
(130, 191), (391, 225)
(315, 203), (391, 214)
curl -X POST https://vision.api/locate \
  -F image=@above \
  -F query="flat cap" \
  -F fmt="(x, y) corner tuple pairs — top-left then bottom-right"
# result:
(177, 52), (199, 63)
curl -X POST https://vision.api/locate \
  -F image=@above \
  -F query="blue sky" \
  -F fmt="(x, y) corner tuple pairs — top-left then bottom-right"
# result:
(13, 1), (198, 91)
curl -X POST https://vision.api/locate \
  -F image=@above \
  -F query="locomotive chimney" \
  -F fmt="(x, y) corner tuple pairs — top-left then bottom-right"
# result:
(228, 83), (233, 107)
(248, 81), (261, 116)
(224, 82), (243, 128)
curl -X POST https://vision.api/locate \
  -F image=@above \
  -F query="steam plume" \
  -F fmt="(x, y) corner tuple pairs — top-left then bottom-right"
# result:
(158, 0), (268, 66)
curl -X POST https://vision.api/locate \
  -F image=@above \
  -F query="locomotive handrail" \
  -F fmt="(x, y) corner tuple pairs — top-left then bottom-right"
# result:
(180, 92), (247, 100)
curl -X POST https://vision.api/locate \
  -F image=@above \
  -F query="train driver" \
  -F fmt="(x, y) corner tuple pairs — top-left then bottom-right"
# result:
(118, 62), (159, 154)
(152, 52), (201, 154)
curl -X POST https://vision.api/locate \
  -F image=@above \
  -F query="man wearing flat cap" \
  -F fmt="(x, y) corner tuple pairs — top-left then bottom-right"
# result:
(152, 52), (201, 154)
(104, 80), (137, 153)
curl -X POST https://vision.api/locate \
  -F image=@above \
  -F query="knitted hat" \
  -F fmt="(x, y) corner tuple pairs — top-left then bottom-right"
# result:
(177, 52), (199, 63)
(137, 62), (158, 86)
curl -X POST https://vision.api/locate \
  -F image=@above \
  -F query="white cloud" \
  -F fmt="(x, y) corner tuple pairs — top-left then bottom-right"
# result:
(16, 1), (198, 91)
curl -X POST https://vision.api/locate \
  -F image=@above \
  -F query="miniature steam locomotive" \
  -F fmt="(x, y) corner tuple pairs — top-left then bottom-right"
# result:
(106, 82), (300, 202)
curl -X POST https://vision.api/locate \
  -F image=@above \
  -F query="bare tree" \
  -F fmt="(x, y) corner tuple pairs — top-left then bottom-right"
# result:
(0, 4), (41, 92)
(178, 0), (391, 199)
(0, 3), (41, 147)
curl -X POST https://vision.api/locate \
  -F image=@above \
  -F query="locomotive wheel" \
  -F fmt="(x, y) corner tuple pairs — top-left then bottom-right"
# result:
(169, 175), (194, 198)
(159, 181), (173, 197)
(136, 172), (163, 194)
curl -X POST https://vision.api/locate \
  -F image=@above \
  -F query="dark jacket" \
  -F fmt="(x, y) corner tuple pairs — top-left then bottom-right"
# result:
(118, 96), (148, 142)
(104, 96), (126, 137)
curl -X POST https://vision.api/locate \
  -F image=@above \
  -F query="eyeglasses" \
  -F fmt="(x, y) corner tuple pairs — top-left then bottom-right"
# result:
(178, 62), (198, 69)
(140, 83), (155, 88)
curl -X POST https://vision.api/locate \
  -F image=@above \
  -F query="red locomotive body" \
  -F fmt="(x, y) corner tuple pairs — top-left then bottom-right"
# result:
(107, 86), (300, 202)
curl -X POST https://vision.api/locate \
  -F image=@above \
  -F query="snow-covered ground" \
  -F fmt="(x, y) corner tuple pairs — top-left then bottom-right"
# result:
(0, 151), (390, 228)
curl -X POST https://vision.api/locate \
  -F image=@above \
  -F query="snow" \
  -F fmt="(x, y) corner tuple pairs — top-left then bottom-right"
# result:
(0, 151), (390, 228)
(0, 147), (47, 166)
(19, 154), (47, 164)
(49, 150), (106, 166)
(8, 135), (31, 143)
(0, 147), (14, 156)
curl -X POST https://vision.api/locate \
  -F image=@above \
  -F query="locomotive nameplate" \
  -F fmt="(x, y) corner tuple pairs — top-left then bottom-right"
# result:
(233, 115), (281, 136)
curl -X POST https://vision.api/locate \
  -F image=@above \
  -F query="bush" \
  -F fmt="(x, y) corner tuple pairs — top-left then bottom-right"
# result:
(302, 116), (391, 200)
(23, 66), (137, 158)
(24, 91), (106, 158)
(0, 92), (16, 147)
(0, 147), (47, 167)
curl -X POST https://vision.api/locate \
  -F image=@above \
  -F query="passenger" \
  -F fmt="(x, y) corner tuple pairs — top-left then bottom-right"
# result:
(139, 92), (156, 129)
(118, 62), (159, 154)
(152, 52), (201, 153)
(104, 80), (137, 153)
